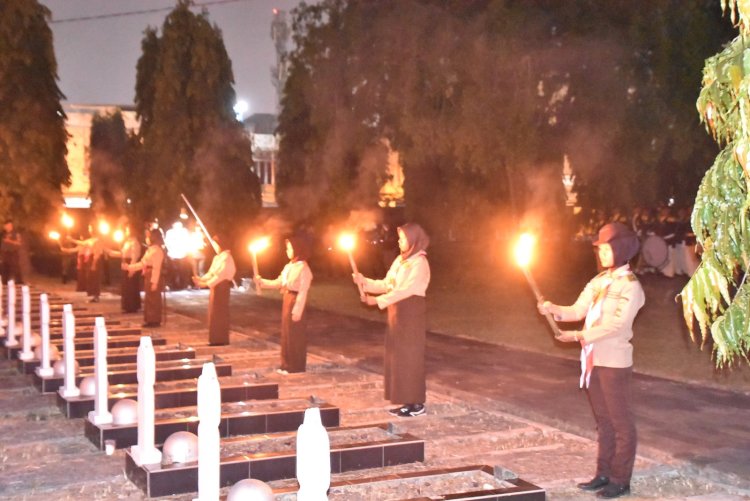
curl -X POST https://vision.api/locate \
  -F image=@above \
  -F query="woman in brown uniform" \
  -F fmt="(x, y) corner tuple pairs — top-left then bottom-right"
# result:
(108, 225), (142, 313)
(126, 228), (165, 327)
(193, 237), (236, 345)
(353, 223), (431, 418)
(255, 233), (313, 374)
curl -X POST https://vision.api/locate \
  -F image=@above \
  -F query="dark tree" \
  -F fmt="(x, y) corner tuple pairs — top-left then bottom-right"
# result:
(89, 110), (128, 218)
(133, 0), (260, 228)
(278, 0), (732, 239)
(0, 0), (69, 230)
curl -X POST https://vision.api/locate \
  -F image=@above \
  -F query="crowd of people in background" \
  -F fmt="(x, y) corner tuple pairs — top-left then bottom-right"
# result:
(575, 205), (700, 278)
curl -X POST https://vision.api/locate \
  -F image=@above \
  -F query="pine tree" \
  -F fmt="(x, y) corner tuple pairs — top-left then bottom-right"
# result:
(681, 0), (750, 367)
(133, 0), (260, 227)
(0, 0), (69, 230)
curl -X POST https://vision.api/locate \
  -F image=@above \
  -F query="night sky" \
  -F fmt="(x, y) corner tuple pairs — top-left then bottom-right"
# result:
(41, 0), (308, 114)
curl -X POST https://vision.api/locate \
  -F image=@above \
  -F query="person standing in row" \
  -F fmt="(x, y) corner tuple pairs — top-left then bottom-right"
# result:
(108, 225), (142, 313)
(193, 236), (236, 346)
(538, 222), (644, 499)
(126, 228), (165, 327)
(255, 232), (313, 374)
(1, 220), (23, 284)
(353, 223), (431, 418)
(68, 225), (105, 302)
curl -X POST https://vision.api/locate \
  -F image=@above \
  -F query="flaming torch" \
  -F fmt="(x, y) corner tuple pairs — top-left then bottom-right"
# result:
(61, 213), (74, 230)
(338, 232), (366, 300)
(513, 233), (561, 337)
(48, 231), (61, 241)
(113, 229), (124, 244)
(98, 220), (111, 236)
(248, 237), (270, 295)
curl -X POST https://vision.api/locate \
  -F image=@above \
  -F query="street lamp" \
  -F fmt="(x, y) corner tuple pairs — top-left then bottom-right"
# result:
(234, 99), (249, 121)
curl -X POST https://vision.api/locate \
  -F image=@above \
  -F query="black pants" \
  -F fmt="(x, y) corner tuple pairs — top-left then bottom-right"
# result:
(586, 366), (637, 485)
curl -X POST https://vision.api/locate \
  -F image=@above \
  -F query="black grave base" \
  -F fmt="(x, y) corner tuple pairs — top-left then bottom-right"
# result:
(125, 423), (420, 498)
(85, 400), (340, 450)
(274, 464), (546, 501)
(32, 352), (224, 393)
(57, 379), (278, 418)
(18, 342), (191, 374)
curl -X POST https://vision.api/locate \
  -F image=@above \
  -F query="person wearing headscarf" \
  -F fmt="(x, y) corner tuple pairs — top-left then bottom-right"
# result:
(68, 224), (105, 302)
(353, 223), (431, 418)
(254, 232), (313, 373)
(126, 228), (165, 327)
(538, 222), (645, 499)
(107, 225), (142, 313)
(193, 235), (236, 345)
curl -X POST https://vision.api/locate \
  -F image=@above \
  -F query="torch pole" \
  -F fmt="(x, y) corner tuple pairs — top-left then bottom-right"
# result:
(522, 268), (562, 337)
(251, 252), (262, 296)
(180, 193), (220, 254)
(347, 251), (366, 300)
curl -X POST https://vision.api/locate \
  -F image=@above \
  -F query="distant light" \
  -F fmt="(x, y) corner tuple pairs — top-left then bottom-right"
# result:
(234, 99), (249, 121)
(64, 197), (91, 209)
(668, 197), (675, 207)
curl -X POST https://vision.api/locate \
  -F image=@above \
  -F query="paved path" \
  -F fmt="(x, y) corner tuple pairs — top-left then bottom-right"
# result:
(171, 290), (750, 489)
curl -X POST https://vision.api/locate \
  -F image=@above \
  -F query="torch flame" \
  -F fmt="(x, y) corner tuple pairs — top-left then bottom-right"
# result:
(61, 213), (74, 229)
(338, 233), (356, 252)
(48, 231), (61, 241)
(248, 237), (270, 255)
(113, 229), (124, 243)
(514, 233), (536, 269)
(98, 220), (111, 236)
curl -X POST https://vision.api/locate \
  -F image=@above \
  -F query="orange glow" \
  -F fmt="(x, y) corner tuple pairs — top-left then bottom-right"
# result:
(513, 233), (536, 269)
(98, 220), (111, 236)
(248, 237), (270, 255)
(337, 233), (356, 252)
(113, 229), (124, 243)
(61, 213), (74, 229)
(48, 231), (61, 241)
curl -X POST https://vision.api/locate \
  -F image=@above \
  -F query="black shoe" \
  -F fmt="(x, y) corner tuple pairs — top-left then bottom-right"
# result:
(388, 405), (409, 416)
(408, 404), (426, 416)
(596, 483), (630, 498)
(577, 476), (609, 491)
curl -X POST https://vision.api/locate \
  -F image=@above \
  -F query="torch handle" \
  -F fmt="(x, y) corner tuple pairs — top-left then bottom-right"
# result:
(180, 193), (220, 254)
(542, 311), (562, 338)
(522, 269), (562, 337)
(347, 252), (366, 300)
(251, 253), (262, 296)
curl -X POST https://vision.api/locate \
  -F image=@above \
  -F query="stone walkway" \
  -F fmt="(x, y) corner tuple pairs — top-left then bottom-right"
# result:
(0, 284), (749, 500)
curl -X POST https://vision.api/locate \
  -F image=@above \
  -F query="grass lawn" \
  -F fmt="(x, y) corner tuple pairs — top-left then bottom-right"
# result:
(302, 250), (750, 393)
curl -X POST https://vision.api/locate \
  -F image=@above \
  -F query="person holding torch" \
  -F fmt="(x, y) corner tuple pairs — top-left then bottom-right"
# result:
(254, 232), (313, 374)
(126, 228), (166, 328)
(537, 222), (643, 499)
(193, 235), (236, 346)
(68, 223), (105, 303)
(352, 223), (430, 418)
(107, 224), (142, 313)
